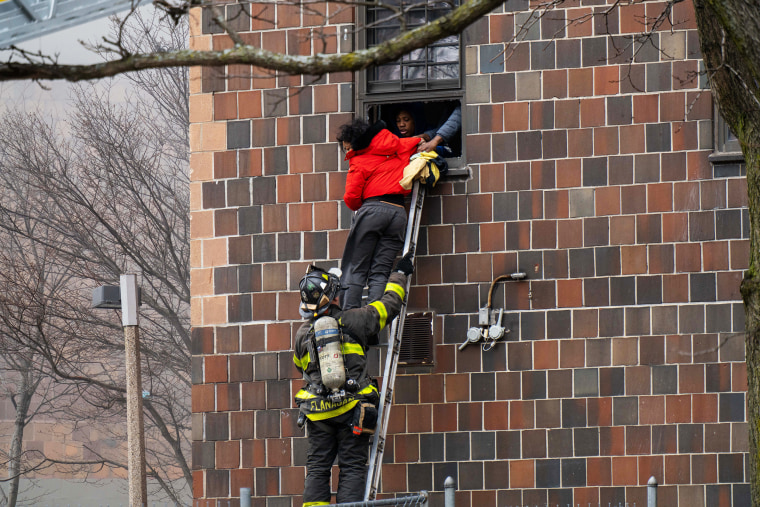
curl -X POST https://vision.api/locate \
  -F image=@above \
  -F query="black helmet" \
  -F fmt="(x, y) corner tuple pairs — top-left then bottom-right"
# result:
(299, 265), (341, 317)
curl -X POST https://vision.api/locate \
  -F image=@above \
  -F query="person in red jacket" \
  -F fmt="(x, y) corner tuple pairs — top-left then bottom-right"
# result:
(336, 118), (420, 311)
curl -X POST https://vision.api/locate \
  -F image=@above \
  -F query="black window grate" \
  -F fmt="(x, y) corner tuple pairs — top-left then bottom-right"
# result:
(399, 312), (434, 365)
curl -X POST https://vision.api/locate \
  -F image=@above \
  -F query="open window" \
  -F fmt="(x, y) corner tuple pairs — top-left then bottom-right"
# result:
(357, 1), (467, 176)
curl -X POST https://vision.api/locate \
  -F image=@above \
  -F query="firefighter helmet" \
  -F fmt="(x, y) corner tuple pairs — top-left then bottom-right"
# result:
(299, 265), (341, 317)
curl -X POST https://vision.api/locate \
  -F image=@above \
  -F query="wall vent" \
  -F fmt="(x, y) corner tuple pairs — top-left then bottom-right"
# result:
(399, 312), (434, 365)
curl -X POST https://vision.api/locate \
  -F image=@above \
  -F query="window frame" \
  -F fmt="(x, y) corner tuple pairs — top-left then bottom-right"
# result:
(357, 1), (463, 96)
(710, 105), (744, 163)
(355, 3), (468, 176)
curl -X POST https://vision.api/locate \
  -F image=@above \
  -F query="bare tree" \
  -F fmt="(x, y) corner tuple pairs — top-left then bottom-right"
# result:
(0, 12), (191, 505)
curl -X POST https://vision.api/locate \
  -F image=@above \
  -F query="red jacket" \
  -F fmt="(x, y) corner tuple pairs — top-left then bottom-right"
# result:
(343, 123), (419, 211)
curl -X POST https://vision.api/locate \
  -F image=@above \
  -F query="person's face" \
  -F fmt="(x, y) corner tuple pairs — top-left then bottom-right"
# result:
(342, 141), (352, 152)
(396, 110), (415, 137)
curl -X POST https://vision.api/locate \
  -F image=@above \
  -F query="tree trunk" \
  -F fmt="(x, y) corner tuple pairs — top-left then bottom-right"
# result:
(692, 0), (760, 503)
(7, 369), (33, 507)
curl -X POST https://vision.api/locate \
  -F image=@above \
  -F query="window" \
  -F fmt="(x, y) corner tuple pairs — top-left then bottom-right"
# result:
(711, 105), (744, 163)
(357, 1), (466, 173)
(364, 1), (461, 94)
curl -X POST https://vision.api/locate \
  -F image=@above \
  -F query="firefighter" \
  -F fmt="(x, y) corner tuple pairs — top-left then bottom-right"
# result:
(292, 252), (414, 506)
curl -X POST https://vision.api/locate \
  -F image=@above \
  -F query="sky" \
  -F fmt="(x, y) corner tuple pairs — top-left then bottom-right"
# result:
(0, 4), (151, 111)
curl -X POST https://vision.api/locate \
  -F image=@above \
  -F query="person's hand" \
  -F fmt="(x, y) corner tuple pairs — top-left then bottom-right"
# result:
(416, 135), (442, 153)
(395, 250), (415, 276)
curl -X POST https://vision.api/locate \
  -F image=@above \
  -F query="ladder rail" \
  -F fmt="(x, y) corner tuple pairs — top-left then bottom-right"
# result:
(365, 181), (426, 500)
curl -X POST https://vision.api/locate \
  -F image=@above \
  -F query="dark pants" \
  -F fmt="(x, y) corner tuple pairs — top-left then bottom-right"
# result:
(303, 410), (371, 505)
(340, 200), (406, 310)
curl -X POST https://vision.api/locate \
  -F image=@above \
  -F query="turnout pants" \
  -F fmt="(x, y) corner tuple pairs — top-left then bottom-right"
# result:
(340, 200), (406, 310)
(303, 411), (371, 505)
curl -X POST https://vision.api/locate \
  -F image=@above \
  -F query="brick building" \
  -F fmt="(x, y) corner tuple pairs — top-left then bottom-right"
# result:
(189, 1), (750, 505)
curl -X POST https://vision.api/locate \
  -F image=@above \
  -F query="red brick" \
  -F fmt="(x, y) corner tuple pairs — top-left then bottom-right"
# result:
(263, 204), (287, 233)
(662, 274), (689, 303)
(555, 99), (580, 129)
(612, 456), (638, 485)
(379, 463), (407, 492)
(639, 395), (665, 424)
(533, 340), (558, 370)
(626, 425), (651, 455)
(569, 68), (594, 98)
(660, 92), (685, 122)
(509, 400), (535, 429)
(621, 245), (647, 274)
(610, 215), (636, 245)
(509, 460), (535, 489)
(665, 454), (690, 484)
(662, 212), (688, 242)
(557, 279), (583, 307)
(480, 163), (506, 192)
(619, 3), (646, 33)
(595, 186), (621, 216)
(633, 94), (658, 123)
(192, 384), (215, 413)
(484, 401), (510, 430)
(692, 393), (718, 423)
(277, 174), (302, 203)
(560, 338), (586, 366)
(556, 158), (582, 187)
(731, 240), (750, 270)
(216, 440), (240, 469)
(567, 129), (594, 157)
(666, 335), (692, 364)
(687, 151), (712, 180)
(594, 65), (619, 95)
(433, 403), (457, 433)
(665, 394), (692, 423)
(544, 69), (568, 99)
(703, 241), (729, 271)
(593, 126), (620, 155)
(216, 383), (240, 411)
(557, 219), (583, 248)
(545, 189), (569, 219)
(580, 97), (606, 127)
(675, 243), (701, 272)
(288, 202), (313, 232)
(205, 355), (228, 383)
(214, 93), (238, 120)
(241, 438), (266, 468)
(672, 121), (698, 151)
(214, 150), (237, 179)
(619, 124), (646, 153)
(717, 271), (743, 301)
(504, 103), (530, 131)
(647, 183), (673, 212)
(587, 457), (612, 486)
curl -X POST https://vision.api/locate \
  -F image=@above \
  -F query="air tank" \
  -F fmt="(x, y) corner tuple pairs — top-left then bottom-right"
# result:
(314, 316), (345, 391)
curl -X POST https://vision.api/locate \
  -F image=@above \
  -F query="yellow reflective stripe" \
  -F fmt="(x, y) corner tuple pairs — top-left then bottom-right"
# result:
(293, 352), (310, 371)
(385, 282), (405, 300)
(307, 399), (359, 421)
(358, 384), (378, 395)
(295, 389), (317, 400)
(369, 301), (387, 330)
(341, 342), (364, 356)
(304, 502), (330, 507)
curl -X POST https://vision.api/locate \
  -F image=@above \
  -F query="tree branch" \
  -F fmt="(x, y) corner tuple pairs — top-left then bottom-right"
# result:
(0, 0), (503, 82)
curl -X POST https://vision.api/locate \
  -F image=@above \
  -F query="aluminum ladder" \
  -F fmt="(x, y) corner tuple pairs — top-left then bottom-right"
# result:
(364, 180), (426, 501)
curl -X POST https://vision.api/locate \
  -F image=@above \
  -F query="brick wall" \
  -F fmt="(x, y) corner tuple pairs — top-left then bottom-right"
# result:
(189, 1), (750, 505)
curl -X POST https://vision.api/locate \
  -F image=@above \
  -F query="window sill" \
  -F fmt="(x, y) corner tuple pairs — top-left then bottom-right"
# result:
(709, 151), (744, 164)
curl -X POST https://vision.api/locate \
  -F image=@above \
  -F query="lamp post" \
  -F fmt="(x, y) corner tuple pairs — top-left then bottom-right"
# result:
(92, 274), (147, 506)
